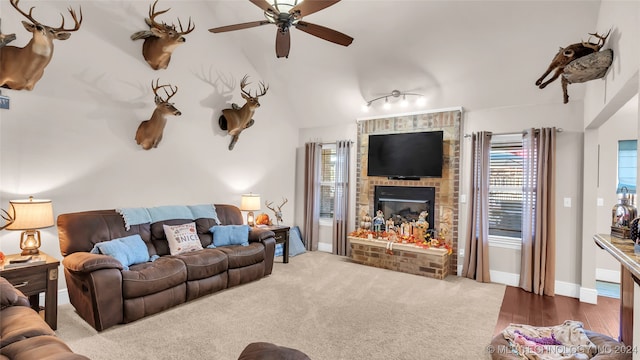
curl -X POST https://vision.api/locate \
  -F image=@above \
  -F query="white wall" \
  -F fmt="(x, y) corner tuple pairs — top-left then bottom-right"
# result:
(580, 0), (639, 303)
(0, 1), (299, 297)
(595, 96), (639, 283)
(460, 102), (585, 295)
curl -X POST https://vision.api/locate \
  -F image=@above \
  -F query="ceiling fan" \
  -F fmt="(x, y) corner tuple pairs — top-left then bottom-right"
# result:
(208, 0), (354, 58)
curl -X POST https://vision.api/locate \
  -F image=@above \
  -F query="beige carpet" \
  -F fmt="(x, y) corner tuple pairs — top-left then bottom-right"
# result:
(56, 251), (505, 360)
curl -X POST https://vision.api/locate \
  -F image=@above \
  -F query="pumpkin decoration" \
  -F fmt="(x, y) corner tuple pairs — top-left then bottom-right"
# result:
(256, 213), (271, 226)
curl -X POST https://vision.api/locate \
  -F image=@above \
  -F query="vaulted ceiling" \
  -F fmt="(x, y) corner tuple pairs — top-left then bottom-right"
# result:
(204, 0), (602, 128)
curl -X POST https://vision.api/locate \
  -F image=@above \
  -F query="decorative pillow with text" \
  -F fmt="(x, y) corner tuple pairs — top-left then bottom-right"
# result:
(163, 222), (203, 255)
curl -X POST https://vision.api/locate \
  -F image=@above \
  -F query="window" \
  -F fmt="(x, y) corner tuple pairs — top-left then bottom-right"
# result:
(617, 140), (637, 194)
(488, 136), (523, 239)
(320, 144), (336, 218)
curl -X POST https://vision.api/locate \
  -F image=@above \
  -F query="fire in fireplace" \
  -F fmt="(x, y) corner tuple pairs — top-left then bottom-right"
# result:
(374, 186), (435, 228)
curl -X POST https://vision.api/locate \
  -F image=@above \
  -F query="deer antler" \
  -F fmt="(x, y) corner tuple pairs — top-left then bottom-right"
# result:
(147, 0), (171, 29)
(277, 197), (288, 211)
(0, 203), (15, 231)
(147, 0), (194, 35)
(582, 30), (610, 51)
(240, 75), (269, 98)
(176, 16), (195, 35)
(265, 200), (275, 212)
(10, 0), (40, 25)
(152, 79), (178, 102)
(54, 5), (83, 32)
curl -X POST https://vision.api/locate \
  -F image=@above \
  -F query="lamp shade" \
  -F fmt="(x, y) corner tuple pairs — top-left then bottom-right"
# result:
(6, 197), (54, 230)
(240, 194), (261, 212)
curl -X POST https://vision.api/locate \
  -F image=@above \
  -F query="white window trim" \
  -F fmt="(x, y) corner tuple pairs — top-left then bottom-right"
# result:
(488, 235), (522, 250)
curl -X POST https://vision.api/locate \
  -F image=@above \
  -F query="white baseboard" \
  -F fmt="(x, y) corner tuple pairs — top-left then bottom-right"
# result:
(489, 270), (588, 301)
(490, 270), (520, 287)
(318, 242), (332, 253)
(596, 268), (620, 283)
(579, 287), (598, 304)
(555, 281), (580, 299)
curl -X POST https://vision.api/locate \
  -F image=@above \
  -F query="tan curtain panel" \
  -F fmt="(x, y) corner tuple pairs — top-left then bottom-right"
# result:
(462, 131), (492, 282)
(333, 140), (351, 256)
(520, 128), (556, 296)
(304, 142), (322, 251)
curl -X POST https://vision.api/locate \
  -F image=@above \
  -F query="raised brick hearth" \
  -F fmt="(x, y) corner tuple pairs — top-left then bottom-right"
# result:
(349, 237), (450, 279)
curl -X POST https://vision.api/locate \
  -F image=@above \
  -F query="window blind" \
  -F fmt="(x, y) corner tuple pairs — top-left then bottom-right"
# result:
(489, 141), (523, 238)
(617, 140), (637, 194)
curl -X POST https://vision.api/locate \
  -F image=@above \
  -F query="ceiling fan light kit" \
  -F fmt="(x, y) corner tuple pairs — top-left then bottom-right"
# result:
(209, 0), (353, 58)
(362, 90), (427, 112)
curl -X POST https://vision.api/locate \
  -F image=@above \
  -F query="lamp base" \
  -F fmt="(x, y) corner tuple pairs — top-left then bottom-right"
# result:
(20, 248), (39, 256)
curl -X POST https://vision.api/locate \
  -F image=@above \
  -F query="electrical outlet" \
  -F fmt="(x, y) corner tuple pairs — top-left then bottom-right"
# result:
(563, 197), (571, 207)
(459, 249), (464, 257)
(460, 194), (467, 203)
(597, 198), (604, 206)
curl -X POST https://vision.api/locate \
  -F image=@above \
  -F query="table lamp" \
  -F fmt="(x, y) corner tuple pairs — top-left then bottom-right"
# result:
(6, 196), (54, 255)
(240, 193), (261, 227)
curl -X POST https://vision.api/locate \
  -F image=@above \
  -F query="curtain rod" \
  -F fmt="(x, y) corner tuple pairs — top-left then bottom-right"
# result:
(463, 128), (563, 138)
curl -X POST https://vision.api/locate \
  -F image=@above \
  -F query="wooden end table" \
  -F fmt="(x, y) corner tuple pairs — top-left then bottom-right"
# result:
(0, 252), (60, 330)
(263, 225), (290, 263)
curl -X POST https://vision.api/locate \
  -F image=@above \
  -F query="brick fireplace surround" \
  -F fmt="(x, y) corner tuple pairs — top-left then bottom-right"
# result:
(354, 109), (462, 276)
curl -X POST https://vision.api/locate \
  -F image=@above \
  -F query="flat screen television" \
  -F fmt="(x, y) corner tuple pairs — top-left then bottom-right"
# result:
(367, 131), (443, 178)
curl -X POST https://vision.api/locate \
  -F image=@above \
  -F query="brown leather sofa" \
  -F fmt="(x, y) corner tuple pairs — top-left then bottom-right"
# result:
(57, 204), (276, 331)
(0, 277), (90, 360)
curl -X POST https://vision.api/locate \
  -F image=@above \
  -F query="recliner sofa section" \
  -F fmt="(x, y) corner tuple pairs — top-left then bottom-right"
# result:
(57, 204), (276, 331)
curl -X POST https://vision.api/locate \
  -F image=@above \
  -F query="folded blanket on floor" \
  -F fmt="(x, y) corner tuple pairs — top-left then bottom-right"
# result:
(502, 320), (597, 360)
(117, 205), (220, 230)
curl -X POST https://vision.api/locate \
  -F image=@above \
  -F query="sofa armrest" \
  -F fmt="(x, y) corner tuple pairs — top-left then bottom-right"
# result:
(249, 228), (275, 243)
(0, 277), (30, 309)
(62, 252), (124, 273)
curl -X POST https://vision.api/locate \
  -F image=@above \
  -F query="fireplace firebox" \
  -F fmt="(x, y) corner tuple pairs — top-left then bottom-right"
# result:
(374, 186), (435, 228)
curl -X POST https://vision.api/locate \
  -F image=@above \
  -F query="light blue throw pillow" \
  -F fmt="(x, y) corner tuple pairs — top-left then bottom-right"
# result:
(90, 234), (150, 270)
(208, 225), (250, 248)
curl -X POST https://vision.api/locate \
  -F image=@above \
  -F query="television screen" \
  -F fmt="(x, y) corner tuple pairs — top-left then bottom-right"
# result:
(367, 131), (443, 178)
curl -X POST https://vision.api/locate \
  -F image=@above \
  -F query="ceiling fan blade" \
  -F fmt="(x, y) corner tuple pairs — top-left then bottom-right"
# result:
(295, 21), (353, 46)
(209, 20), (271, 33)
(289, 0), (340, 18)
(275, 28), (291, 58)
(249, 0), (280, 15)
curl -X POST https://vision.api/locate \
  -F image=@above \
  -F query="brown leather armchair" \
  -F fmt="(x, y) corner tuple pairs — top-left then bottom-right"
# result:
(0, 277), (90, 360)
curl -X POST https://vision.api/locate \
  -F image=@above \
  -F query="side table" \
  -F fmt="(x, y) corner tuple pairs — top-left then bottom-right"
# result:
(263, 225), (290, 263)
(0, 252), (60, 330)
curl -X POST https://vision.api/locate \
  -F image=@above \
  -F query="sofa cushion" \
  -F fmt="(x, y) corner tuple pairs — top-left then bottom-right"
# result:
(122, 257), (187, 299)
(0, 335), (90, 360)
(0, 306), (56, 348)
(89, 234), (150, 270)
(0, 277), (29, 309)
(218, 242), (265, 269)
(163, 222), (203, 255)
(172, 248), (228, 281)
(209, 225), (250, 247)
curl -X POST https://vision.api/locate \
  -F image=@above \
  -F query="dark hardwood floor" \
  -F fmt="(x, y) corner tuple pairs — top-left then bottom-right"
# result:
(494, 286), (620, 339)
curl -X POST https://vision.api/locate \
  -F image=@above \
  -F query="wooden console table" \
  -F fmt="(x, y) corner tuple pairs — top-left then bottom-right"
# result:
(593, 234), (637, 346)
(263, 225), (290, 263)
(0, 252), (60, 330)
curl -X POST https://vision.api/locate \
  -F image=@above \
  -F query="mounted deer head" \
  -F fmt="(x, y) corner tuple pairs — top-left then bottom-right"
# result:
(219, 75), (268, 150)
(535, 30), (610, 103)
(265, 198), (287, 225)
(0, 0), (82, 90)
(131, 0), (194, 70)
(135, 79), (181, 150)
